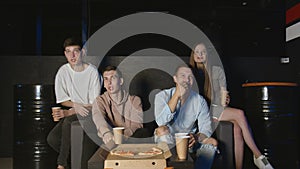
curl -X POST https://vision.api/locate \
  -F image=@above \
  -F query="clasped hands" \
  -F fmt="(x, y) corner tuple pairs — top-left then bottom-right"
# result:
(73, 102), (90, 117)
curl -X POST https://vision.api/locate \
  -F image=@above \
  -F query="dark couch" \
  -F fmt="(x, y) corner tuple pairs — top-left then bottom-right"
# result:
(212, 121), (235, 169)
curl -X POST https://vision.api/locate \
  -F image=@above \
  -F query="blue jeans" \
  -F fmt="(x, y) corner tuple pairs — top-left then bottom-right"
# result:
(193, 142), (217, 169)
(154, 133), (217, 169)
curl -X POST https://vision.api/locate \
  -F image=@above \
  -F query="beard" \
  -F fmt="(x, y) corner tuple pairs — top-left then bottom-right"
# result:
(181, 82), (191, 89)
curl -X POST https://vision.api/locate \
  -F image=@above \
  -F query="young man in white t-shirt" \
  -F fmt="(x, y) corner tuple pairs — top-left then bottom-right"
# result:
(47, 37), (103, 169)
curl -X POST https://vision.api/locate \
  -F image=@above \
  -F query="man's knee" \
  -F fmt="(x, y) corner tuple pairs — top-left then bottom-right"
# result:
(202, 137), (218, 147)
(154, 125), (170, 136)
(46, 134), (53, 146)
(47, 133), (59, 151)
(154, 126), (174, 144)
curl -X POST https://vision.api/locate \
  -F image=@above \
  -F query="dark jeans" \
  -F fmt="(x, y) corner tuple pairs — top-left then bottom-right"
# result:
(47, 115), (98, 169)
(47, 114), (78, 167)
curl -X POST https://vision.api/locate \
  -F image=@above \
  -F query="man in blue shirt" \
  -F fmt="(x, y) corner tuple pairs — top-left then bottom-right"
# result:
(154, 65), (217, 169)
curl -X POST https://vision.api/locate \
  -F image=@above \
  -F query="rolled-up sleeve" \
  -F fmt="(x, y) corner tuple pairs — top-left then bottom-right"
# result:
(55, 69), (71, 103)
(154, 90), (175, 126)
(92, 96), (111, 138)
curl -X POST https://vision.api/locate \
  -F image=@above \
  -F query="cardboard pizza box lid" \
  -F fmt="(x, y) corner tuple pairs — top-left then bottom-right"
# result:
(104, 143), (172, 169)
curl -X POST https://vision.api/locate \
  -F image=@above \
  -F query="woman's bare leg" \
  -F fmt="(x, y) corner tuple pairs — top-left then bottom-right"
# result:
(231, 120), (244, 169)
(219, 107), (262, 168)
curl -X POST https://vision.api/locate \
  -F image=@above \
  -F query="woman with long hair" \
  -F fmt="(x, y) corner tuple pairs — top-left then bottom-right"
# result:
(189, 43), (273, 169)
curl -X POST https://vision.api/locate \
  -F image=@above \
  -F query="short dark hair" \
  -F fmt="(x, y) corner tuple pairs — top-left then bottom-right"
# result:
(102, 66), (122, 78)
(63, 37), (82, 49)
(174, 64), (192, 75)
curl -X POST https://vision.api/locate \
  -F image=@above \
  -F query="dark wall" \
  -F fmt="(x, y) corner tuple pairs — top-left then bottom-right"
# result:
(0, 0), (296, 158)
(226, 56), (298, 108)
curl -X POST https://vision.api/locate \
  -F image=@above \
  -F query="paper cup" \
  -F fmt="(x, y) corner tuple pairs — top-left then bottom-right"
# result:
(175, 135), (190, 160)
(221, 89), (228, 106)
(113, 127), (125, 144)
(51, 107), (61, 122)
(175, 133), (189, 137)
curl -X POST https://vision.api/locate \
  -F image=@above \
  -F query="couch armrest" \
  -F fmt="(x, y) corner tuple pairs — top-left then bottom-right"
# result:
(71, 120), (84, 169)
(71, 118), (101, 169)
(213, 121), (235, 169)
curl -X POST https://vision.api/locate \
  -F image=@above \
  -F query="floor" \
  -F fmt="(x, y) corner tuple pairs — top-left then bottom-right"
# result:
(0, 158), (12, 169)
(2, 156), (299, 169)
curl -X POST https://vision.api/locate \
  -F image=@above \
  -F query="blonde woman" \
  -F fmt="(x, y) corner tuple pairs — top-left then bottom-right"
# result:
(189, 43), (273, 169)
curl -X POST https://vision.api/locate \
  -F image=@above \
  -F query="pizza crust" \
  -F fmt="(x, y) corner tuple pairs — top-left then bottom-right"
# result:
(110, 147), (163, 157)
(110, 149), (135, 156)
(138, 147), (163, 156)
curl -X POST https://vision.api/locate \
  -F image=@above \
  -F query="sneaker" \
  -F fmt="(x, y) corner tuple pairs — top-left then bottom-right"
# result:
(253, 155), (274, 169)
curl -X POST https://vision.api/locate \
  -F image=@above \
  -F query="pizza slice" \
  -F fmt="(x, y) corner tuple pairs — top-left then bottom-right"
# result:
(138, 147), (163, 156)
(110, 149), (135, 156)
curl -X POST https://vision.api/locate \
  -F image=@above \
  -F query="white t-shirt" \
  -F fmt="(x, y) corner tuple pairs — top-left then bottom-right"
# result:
(55, 63), (102, 104)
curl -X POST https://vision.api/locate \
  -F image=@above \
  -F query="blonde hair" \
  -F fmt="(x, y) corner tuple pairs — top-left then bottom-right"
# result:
(189, 43), (212, 104)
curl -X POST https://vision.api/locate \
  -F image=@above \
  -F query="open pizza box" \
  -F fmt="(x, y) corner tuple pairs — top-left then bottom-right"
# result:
(104, 142), (172, 169)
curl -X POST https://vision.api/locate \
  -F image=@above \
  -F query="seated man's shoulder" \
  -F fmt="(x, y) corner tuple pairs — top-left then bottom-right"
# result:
(190, 91), (206, 101)
(57, 63), (69, 72)
(128, 95), (143, 111)
(189, 90), (200, 97)
(156, 88), (173, 96)
(129, 94), (142, 103)
(96, 92), (109, 103)
(88, 64), (100, 71)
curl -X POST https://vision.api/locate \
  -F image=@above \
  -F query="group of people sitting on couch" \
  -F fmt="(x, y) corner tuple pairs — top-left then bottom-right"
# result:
(47, 37), (274, 169)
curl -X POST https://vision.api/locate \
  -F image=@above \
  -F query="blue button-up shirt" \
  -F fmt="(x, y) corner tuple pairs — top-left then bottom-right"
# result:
(155, 87), (212, 137)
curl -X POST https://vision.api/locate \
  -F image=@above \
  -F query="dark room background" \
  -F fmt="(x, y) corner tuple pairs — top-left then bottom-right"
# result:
(0, 0), (299, 165)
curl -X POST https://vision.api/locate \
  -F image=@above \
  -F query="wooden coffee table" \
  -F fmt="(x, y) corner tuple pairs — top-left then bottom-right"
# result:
(166, 147), (194, 169)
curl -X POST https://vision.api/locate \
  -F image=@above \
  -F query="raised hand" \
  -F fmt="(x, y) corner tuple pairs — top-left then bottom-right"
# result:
(175, 82), (189, 99)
